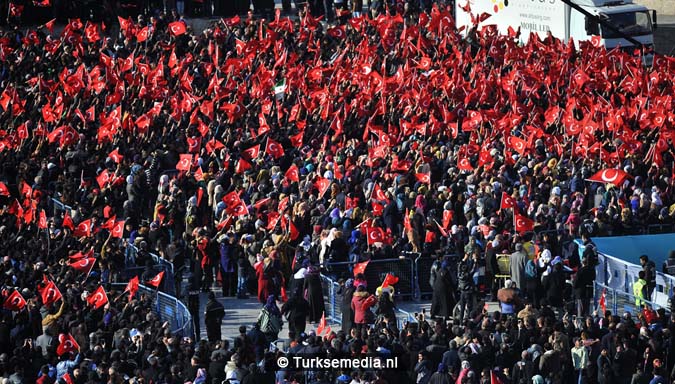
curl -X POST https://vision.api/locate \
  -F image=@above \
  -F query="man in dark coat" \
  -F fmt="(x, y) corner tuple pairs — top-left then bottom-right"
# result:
(339, 278), (355, 333)
(303, 265), (325, 323)
(574, 257), (596, 317)
(204, 292), (225, 342)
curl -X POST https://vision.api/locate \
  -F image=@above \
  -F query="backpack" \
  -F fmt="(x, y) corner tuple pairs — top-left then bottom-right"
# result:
(259, 309), (282, 334)
(525, 260), (537, 280)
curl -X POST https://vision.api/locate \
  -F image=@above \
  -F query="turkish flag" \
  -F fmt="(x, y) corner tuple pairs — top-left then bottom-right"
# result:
(366, 226), (386, 245)
(146, 271), (165, 288)
(176, 154), (193, 171)
(242, 144), (260, 160)
(56, 333), (80, 356)
(508, 136), (527, 155)
(38, 209), (48, 229)
(111, 220), (125, 238)
(235, 158), (251, 174)
(69, 257), (95, 273)
(371, 183), (389, 202)
(3, 290), (26, 311)
(227, 201), (249, 217)
(587, 168), (630, 186)
(96, 169), (111, 189)
(87, 285), (109, 309)
(415, 173), (431, 184)
(317, 311), (327, 334)
(62, 213), (74, 230)
(265, 138), (285, 159)
(136, 26), (149, 42)
(62, 373), (74, 384)
(222, 191), (242, 207)
(169, 21), (187, 36)
(500, 192), (517, 209)
(125, 276), (139, 302)
(0, 182), (9, 196)
(289, 131), (303, 147)
(372, 202), (383, 217)
(258, 113), (270, 136)
(315, 177), (331, 199)
(457, 156), (473, 171)
(73, 219), (92, 237)
(353, 260), (370, 277)
(285, 164), (300, 182)
(514, 213), (535, 233)
(267, 211), (281, 230)
(381, 273), (399, 288)
(39, 279), (62, 307)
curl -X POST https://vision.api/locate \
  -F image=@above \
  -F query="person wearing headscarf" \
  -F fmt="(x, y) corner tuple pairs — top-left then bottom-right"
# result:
(338, 278), (356, 333)
(303, 265), (325, 323)
(430, 259), (456, 320)
(257, 295), (283, 343)
(281, 284), (309, 334)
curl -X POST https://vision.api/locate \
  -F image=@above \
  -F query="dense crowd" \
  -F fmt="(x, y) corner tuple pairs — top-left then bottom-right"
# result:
(0, 0), (674, 383)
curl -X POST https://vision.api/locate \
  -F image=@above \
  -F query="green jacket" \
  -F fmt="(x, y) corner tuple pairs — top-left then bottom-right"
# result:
(633, 278), (648, 306)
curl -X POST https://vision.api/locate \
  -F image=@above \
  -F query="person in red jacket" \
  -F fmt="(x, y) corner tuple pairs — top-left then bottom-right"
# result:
(351, 285), (377, 332)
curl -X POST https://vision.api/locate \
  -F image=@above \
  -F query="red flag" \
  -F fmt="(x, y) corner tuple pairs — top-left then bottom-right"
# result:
(62, 212), (74, 230)
(514, 213), (535, 233)
(599, 288), (607, 313)
(38, 209), (48, 229)
(136, 26), (150, 42)
(242, 144), (260, 160)
(289, 220), (299, 241)
(353, 260), (370, 277)
(457, 157), (473, 171)
(56, 333), (80, 356)
(366, 226), (386, 245)
(508, 136), (527, 155)
(176, 154), (193, 171)
(235, 158), (251, 174)
(96, 169), (111, 189)
(587, 168), (630, 186)
(381, 273), (399, 288)
(265, 138), (285, 159)
(490, 371), (504, 384)
(73, 219), (92, 237)
(317, 312), (327, 334)
(0, 182), (9, 197)
(62, 373), (74, 384)
(500, 192), (517, 209)
(39, 279), (62, 307)
(87, 285), (109, 309)
(69, 257), (95, 273)
(285, 164), (300, 182)
(3, 290), (26, 311)
(44, 18), (56, 33)
(415, 173), (431, 184)
(315, 177), (331, 199)
(146, 271), (165, 288)
(168, 21), (187, 36)
(442, 210), (454, 229)
(125, 276), (139, 302)
(111, 220), (125, 238)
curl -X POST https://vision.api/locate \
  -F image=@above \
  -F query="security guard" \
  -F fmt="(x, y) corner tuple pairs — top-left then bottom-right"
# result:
(633, 271), (648, 307)
(187, 280), (201, 340)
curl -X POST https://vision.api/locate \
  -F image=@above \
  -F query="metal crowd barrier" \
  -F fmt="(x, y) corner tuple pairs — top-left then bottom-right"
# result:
(51, 197), (178, 296)
(110, 283), (194, 340)
(414, 253), (459, 298)
(324, 257), (416, 298)
(593, 281), (666, 316)
(320, 274), (418, 331)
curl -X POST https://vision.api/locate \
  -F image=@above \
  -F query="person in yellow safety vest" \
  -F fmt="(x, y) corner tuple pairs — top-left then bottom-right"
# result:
(633, 271), (649, 307)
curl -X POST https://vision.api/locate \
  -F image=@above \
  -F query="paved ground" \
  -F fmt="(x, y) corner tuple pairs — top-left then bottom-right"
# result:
(194, 288), (433, 342)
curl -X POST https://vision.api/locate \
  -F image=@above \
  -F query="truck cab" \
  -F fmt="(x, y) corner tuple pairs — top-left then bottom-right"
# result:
(571, 0), (655, 63)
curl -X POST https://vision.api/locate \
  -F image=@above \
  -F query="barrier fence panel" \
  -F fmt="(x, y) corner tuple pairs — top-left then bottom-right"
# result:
(414, 254), (459, 298)
(110, 283), (194, 340)
(324, 258), (416, 299)
(594, 281), (667, 318)
(320, 274), (342, 325)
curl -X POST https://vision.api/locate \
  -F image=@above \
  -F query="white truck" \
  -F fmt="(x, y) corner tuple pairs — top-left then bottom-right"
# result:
(455, 0), (656, 58)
